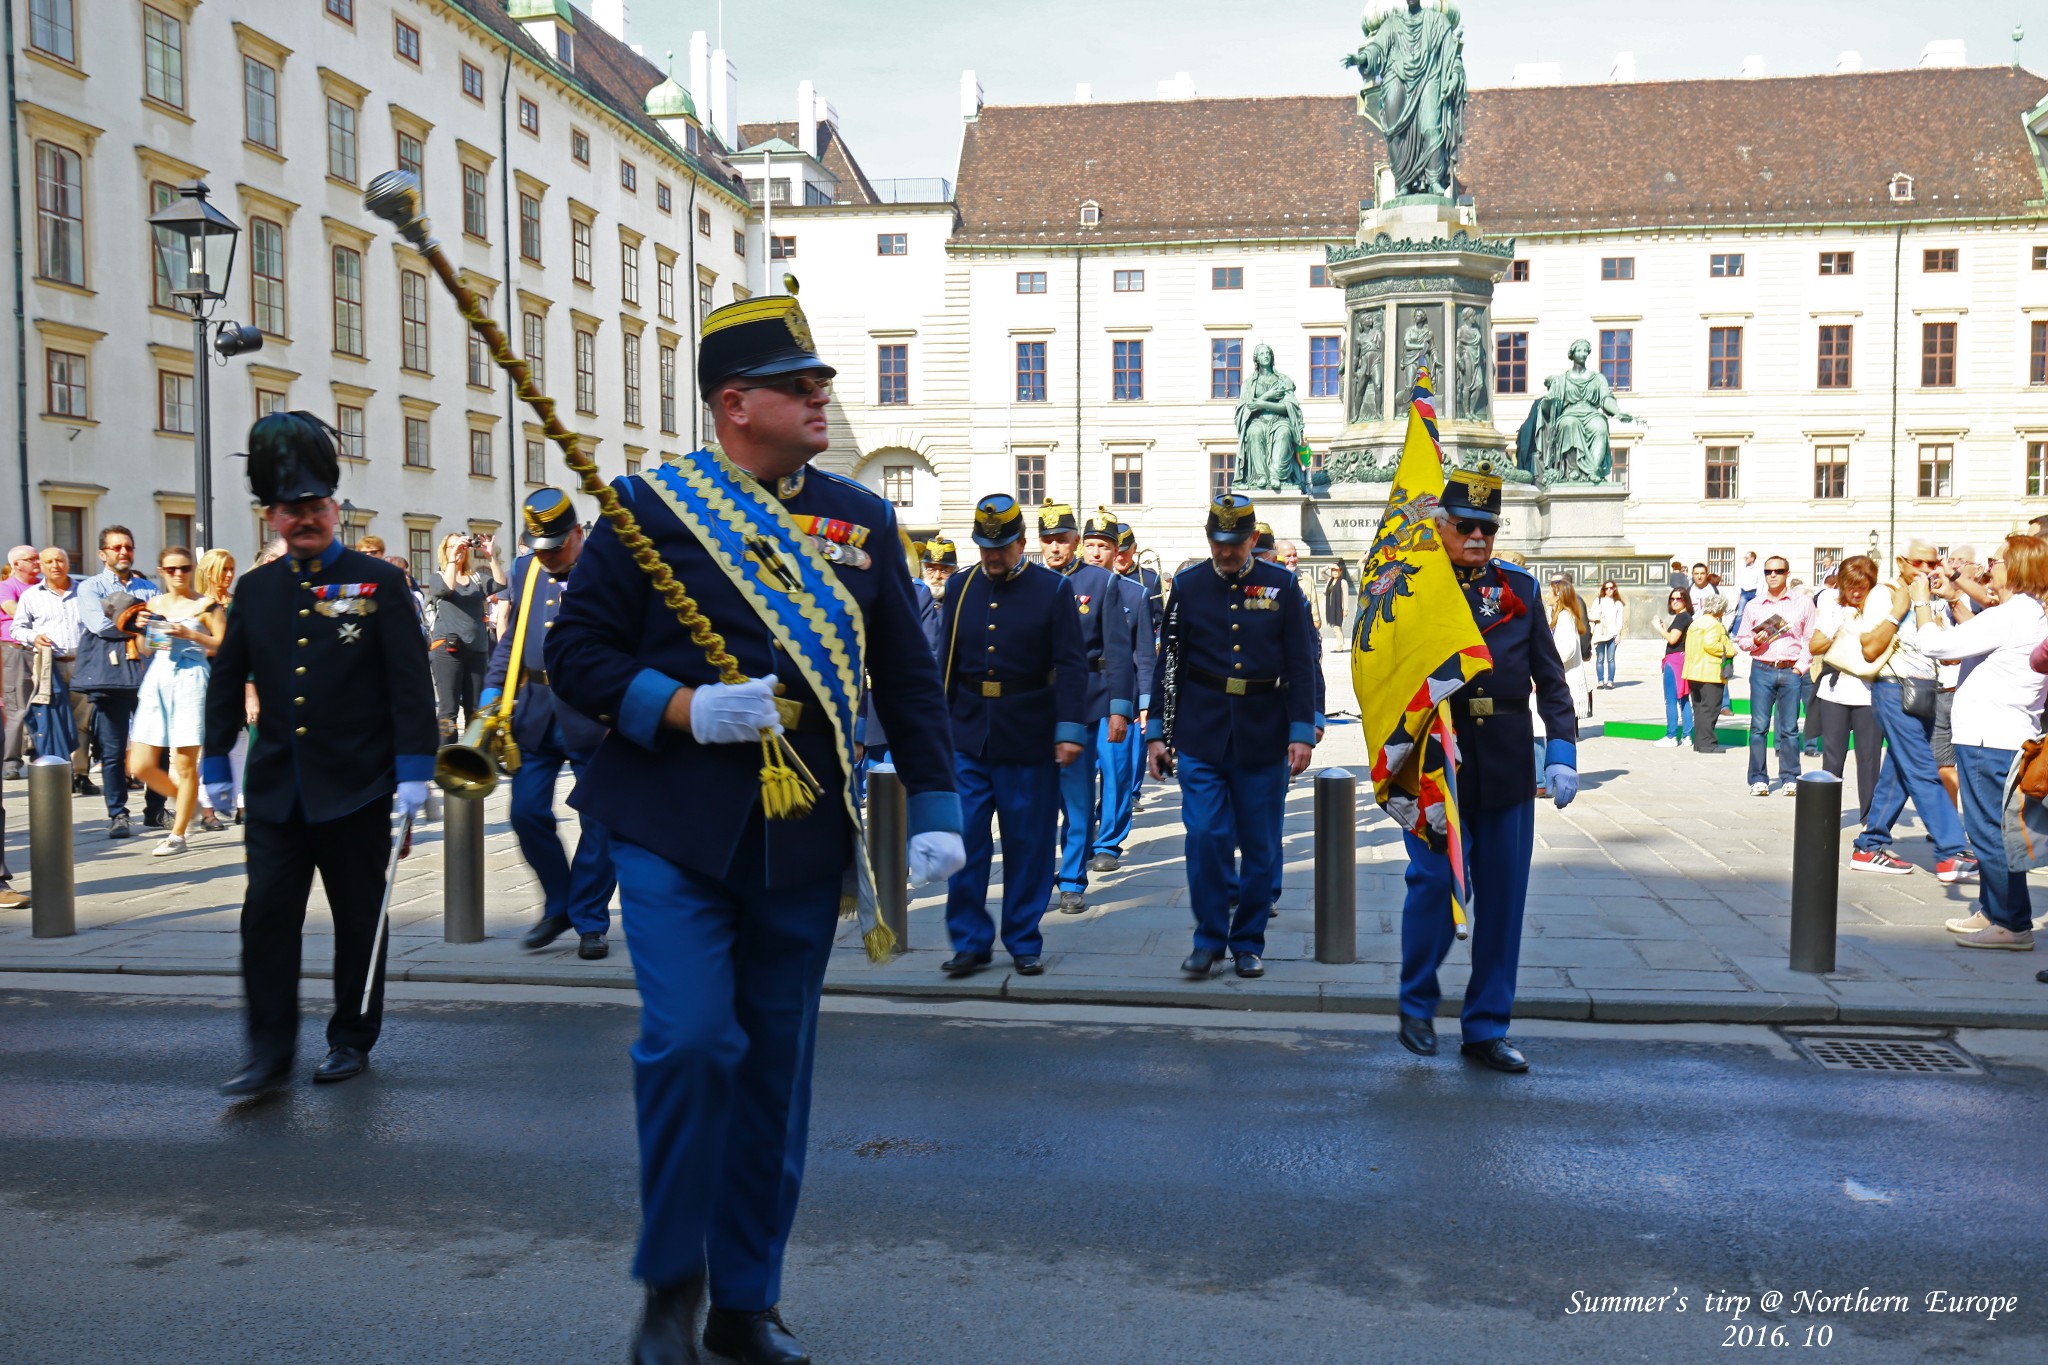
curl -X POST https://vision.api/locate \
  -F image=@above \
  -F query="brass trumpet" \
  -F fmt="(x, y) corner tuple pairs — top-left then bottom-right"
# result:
(434, 706), (521, 798)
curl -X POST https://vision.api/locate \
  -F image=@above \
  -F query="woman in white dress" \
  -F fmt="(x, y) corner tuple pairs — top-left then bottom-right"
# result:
(125, 547), (225, 856)
(1590, 579), (1626, 689)
(1549, 576), (1593, 718)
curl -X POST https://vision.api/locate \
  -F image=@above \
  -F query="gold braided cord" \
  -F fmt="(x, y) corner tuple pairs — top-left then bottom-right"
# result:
(416, 240), (814, 818)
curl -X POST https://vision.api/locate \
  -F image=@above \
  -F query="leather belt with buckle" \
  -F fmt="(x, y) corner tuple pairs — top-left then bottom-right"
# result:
(772, 697), (834, 735)
(956, 673), (1052, 700)
(1454, 695), (1527, 718)
(1187, 666), (1283, 696)
(520, 667), (549, 686)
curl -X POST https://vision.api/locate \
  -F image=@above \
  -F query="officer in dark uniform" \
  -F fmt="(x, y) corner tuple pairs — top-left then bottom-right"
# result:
(1398, 470), (1579, 1074)
(548, 292), (963, 1365)
(202, 412), (438, 1096)
(854, 535), (942, 800)
(1106, 521), (1163, 833)
(936, 494), (1088, 976)
(920, 535), (959, 602)
(479, 486), (616, 961)
(1146, 494), (1316, 979)
(1044, 504), (1142, 910)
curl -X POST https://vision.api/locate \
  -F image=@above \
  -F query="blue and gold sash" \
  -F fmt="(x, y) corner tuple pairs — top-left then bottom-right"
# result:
(639, 449), (885, 950)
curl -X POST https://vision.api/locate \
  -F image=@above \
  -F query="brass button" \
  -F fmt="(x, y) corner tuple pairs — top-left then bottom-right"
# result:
(299, 609), (310, 618)
(294, 696), (306, 706)
(294, 666), (306, 676)
(294, 726), (307, 736)
(297, 638), (308, 646)
(599, 714), (612, 723)
(543, 620), (553, 628)
(1233, 662), (1244, 670)
(986, 645), (995, 653)
(1231, 624), (1240, 632)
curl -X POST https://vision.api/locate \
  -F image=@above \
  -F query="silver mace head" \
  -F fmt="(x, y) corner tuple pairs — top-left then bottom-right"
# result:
(364, 170), (432, 249)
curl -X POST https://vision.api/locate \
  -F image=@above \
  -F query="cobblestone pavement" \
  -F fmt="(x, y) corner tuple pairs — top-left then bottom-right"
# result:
(2, 639), (2042, 1025)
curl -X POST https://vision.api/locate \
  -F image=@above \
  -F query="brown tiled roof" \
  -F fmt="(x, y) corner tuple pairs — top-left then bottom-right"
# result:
(954, 67), (2048, 245)
(736, 121), (882, 206)
(450, 2), (748, 202)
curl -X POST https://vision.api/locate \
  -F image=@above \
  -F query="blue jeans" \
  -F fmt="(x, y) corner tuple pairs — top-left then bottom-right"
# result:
(1854, 680), (1967, 861)
(1747, 664), (1803, 786)
(615, 829), (841, 1306)
(1955, 745), (2029, 932)
(1593, 639), (1618, 685)
(509, 735), (615, 935)
(1661, 654), (1692, 739)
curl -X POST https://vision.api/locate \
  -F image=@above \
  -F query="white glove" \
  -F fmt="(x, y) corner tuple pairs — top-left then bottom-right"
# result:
(690, 674), (785, 745)
(1546, 764), (1579, 809)
(204, 782), (236, 815)
(396, 780), (429, 823)
(907, 832), (967, 887)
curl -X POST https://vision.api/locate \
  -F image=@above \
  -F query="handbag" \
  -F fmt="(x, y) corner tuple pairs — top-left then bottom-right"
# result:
(1820, 609), (1893, 682)
(2019, 735), (2048, 803)
(1897, 675), (1938, 721)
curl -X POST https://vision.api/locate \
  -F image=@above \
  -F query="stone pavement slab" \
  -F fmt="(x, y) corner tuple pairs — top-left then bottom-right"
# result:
(2, 643), (2045, 1027)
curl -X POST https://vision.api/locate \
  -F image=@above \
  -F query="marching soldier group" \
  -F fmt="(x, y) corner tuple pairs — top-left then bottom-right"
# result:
(200, 227), (1571, 1361)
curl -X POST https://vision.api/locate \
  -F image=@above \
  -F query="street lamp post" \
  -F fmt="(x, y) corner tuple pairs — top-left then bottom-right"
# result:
(340, 499), (357, 549)
(149, 182), (254, 555)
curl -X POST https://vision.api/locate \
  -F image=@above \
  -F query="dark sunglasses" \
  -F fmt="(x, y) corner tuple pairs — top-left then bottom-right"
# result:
(735, 374), (832, 400)
(1450, 519), (1495, 536)
(160, 563), (193, 574)
(1763, 567), (1789, 575)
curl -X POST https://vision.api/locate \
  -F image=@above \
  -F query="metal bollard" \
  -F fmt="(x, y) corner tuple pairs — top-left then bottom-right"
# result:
(1789, 770), (1843, 973)
(27, 757), (75, 938)
(866, 763), (908, 950)
(443, 793), (486, 944)
(1313, 767), (1357, 965)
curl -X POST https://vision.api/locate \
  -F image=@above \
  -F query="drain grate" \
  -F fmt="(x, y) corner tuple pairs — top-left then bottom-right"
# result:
(1794, 1036), (1981, 1075)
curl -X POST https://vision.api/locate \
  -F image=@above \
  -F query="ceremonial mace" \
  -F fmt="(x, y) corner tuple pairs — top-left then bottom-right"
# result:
(362, 171), (821, 817)
(360, 813), (414, 1016)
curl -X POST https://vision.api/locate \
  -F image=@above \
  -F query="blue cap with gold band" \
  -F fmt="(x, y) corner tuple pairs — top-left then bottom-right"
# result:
(923, 536), (959, 568)
(1037, 499), (1078, 537)
(697, 277), (837, 394)
(971, 495), (1025, 548)
(1441, 468), (1505, 527)
(1206, 492), (1258, 545)
(520, 486), (577, 550)
(1082, 506), (1119, 543)
(1114, 521), (1136, 552)
(1254, 522), (1276, 554)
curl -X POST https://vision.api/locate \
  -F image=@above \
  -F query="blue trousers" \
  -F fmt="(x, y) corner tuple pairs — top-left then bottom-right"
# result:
(1593, 638), (1618, 686)
(614, 831), (840, 1308)
(1747, 663), (1803, 786)
(1093, 718), (1139, 858)
(1055, 730), (1101, 892)
(85, 689), (165, 821)
(509, 735), (615, 935)
(1660, 655), (1692, 739)
(1180, 753), (1286, 956)
(1400, 800), (1535, 1042)
(946, 754), (1059, 957)
(1854, 679), (1967, 861)
(1956, 745), (2030, 932)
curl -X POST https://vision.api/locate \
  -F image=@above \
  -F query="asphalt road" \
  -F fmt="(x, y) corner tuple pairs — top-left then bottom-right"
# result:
(2, 986), (2043, 1364)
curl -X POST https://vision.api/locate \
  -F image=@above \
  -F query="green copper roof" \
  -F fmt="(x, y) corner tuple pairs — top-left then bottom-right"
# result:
(508, 0), (573, 24)
(645, 52), (697, 120)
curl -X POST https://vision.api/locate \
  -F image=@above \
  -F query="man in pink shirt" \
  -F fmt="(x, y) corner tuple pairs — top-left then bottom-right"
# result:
(1735, 555), (1815, 796)
(0, 544), (40, 780)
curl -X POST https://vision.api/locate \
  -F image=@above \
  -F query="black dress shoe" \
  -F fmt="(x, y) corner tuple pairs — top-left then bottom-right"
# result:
(1013, 954), (1044, 976)
(1460, 1038), (1529, 1073)
(523, 914), (573, 950)
(1056, 890), (1086, 914)
(703, 1305), (809, 1365)
(633, 1275), (706, 1365)
(1087, 852), (1120, 873)
(72, 774), (99, 797)
(578, 932), (610, 960)
(218, 1056), (292, 1097)
(1397, 1014), (1437, 1057)
(940, 951), (991, 977)
(312, 1046), (368, 1084)
(1233, 953), (1264, 978)
(1181, 947), (1223, 977)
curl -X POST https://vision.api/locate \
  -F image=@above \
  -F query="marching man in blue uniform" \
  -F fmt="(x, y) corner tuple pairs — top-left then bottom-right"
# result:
(1146, 494), (1317, 979)
(1103, 521), (1164, 839)
(480, 486), (616, 961)
(547, 290), (963, 1365)
(1080, 515), (1154, 877)
(203, 413), (437, 1095)
(1046, 504), (1145, 911)
(1398, 470), (1579, 1074)
(936, 495), (1088, 977)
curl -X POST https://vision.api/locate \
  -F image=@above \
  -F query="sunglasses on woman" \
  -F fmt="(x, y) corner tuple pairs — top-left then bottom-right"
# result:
(160, 563), (193, 575)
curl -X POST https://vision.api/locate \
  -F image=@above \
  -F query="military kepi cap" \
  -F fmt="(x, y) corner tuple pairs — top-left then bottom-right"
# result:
(1114, 522), (1136, 551)
(697, 279), (836, 393)
(521, 486), (577, 550)
(1083, 506), (1119, 543)
(1206, 493), (1258, 545)
(245, 411), (341, 506)
(1441, 469), (1505, 526)
(1037, 500), (1078, 537)
(971, 495), (1025, 549)
(923, 536), (959, 568)
(1254, 522), (1277, 554)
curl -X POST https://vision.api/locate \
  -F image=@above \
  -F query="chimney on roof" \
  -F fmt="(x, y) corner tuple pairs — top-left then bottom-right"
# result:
(1919, 39), (1967, 68)
(1610, 52), (1637, 82)
(1074, 83), (1093, 103)
(797, 80), (818, 158)
(688, 32), (735, 145)
(1509, 62), (1561, 87)
(961, 69), (984, 123)
(1740, 55), (1766, 78)
(1156, 72), (1197, 100)
(590, 0), (629, 44)
(1835, 50), (1863, 72)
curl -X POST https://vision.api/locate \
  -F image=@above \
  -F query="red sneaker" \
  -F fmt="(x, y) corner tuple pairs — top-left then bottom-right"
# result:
(1935, 856), (1980, 884)
(1850, 848), (1914, 875)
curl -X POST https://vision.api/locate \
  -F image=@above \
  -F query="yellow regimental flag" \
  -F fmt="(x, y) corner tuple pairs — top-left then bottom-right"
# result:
(1350, 369), (1492, 921)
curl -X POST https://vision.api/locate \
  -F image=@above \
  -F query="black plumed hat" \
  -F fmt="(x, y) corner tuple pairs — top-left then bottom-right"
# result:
(245, 411), (341, 506)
